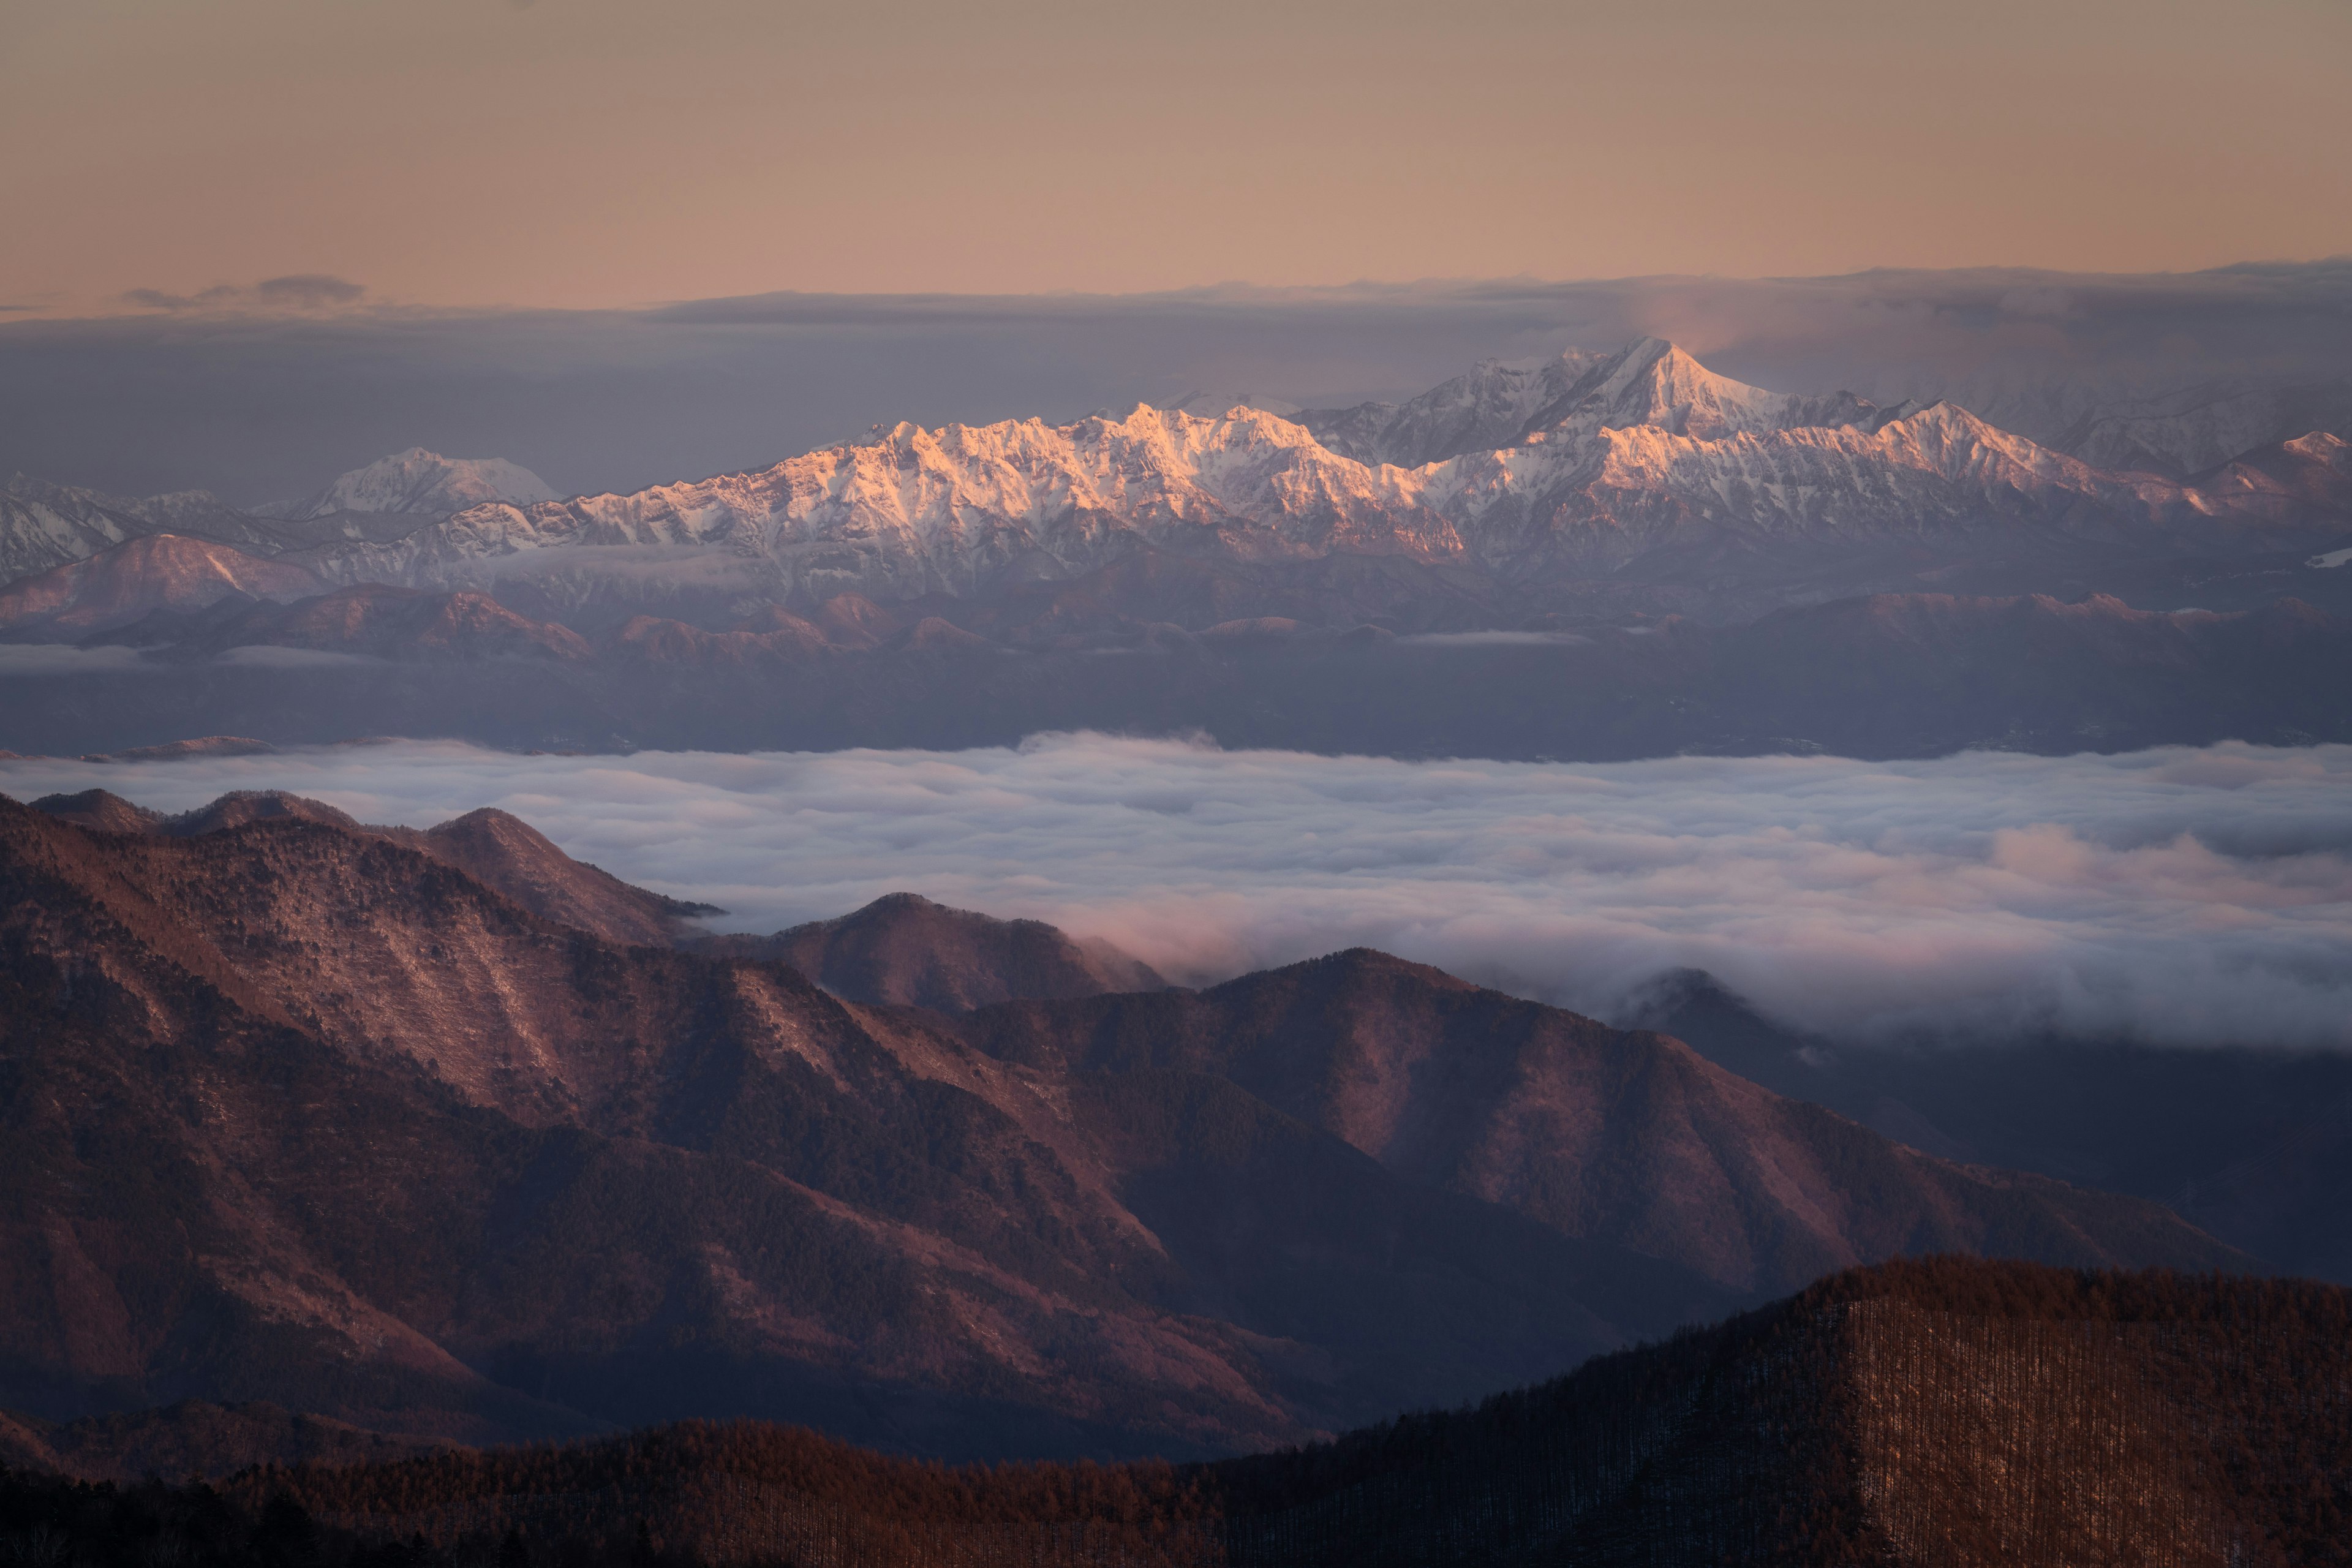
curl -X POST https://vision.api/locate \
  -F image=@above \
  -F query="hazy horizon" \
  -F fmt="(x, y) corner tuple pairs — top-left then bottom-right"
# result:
(8, 258), (2351, 503)
(7, 1), (2350, 321)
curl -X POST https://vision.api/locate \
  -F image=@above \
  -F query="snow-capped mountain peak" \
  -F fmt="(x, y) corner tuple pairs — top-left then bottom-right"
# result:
(1159, 391), (1305, 419)
(263, 448), (558, 522)
(1298, 348), (1608, 467)
(1521, 337), (1890, 445)
(269, 339), (2352, 622)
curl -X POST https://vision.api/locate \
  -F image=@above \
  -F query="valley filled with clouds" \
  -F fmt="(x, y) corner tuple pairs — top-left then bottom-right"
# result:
(9, 734), (2346, 1050)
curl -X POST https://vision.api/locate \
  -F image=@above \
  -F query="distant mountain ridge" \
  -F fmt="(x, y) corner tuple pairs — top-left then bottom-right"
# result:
(256, 448), (557, 528)
(9, 342), (2346, 637)
(0, 475), (312, 586)
(0, 534), (325, 633)
(288, 337), (2348, 617)
(0, 450), (554, 591)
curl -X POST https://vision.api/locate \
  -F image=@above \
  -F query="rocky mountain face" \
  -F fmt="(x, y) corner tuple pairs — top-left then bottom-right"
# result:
(0, 792), (2238, 1458)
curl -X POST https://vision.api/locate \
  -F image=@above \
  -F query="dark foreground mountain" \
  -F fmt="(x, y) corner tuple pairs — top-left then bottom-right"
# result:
(0, 792), (2240, 1460)
(8, 1261), (2348, 1566)
(4, 582), (2345, 760)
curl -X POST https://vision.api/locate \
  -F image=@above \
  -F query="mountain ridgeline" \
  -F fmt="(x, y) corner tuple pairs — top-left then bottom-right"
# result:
(208, 339), (2352, 619)
(7, 1261), (2350, 1566)
(7, 339), (2351, 633)
(4, 339), (2349, 760)
(0, 788), (2246, 1468)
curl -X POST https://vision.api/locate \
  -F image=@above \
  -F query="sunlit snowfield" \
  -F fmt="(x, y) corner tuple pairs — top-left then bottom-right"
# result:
(7, 736), (2349, 1049)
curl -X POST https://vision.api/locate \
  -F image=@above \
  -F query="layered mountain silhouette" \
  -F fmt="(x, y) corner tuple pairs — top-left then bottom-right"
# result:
(0, 790), (2241, 1460)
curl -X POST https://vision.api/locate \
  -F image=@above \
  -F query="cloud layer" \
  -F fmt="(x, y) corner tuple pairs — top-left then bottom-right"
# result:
(117, 274), (368, 315)
(4, 735), (2348, 1049)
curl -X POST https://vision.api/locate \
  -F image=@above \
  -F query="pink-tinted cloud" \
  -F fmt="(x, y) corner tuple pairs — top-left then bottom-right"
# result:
(5, 735), (2348, 1049)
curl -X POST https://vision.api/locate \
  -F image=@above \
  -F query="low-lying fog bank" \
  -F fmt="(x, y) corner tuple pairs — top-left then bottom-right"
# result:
(5, 735), (2346, 1049)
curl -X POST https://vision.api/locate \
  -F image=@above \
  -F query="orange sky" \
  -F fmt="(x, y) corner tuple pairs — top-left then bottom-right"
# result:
(4, 0), (2348, 318)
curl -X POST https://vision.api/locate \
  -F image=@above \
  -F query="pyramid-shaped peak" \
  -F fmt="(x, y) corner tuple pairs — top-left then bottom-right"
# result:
(1619, 334), (1684, 365)
(1521, 337), (1886, 443)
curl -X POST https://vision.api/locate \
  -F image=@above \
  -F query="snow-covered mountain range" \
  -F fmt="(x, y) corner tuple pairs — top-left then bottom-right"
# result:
(1866, 369), (2352, 480)
(0, 450), (555, 587)
(257, 448), (558, 527)
(0, 475), (295, 586)
(295, 339), (2352, 614)
(5, 347), (2348, 631)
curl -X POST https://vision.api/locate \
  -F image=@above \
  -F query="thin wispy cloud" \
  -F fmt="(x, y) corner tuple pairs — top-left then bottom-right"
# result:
(5, 736), (2348, 1050)
(117, 274), (369, 315)
(0, 645), (154, 676)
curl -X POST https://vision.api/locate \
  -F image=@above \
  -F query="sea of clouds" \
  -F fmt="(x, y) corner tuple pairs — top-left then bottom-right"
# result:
(6, 734), (2349, 1049)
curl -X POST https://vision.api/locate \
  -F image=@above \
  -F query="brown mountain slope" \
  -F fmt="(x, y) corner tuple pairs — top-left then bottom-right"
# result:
(701, 892), (1166, 1011)
(0, 535), (322, 635)
(129, 582), (595, 662)
(0, 793), (1726, 1458)
(959, 949), (2243, 1294)
(31, 788), (717, 949)
(413, 807), (723, 946)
